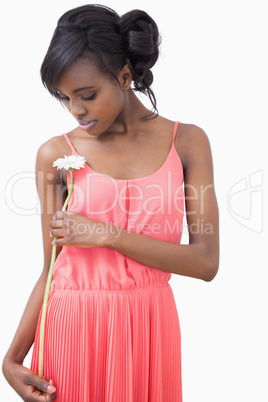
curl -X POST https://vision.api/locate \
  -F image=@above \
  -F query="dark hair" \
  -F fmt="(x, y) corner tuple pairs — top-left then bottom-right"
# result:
(41, 4), (161, 117)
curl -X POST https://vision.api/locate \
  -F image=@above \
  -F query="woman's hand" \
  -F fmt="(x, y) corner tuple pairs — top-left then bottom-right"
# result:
(2, 359), (56, 401)
(49, 211), (112, 248)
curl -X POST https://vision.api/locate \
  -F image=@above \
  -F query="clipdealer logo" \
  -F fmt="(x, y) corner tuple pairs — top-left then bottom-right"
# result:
(227, 170), (263, 233)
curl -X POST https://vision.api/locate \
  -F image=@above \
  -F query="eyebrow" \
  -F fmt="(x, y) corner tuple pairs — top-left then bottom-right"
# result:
(73, 86), (96, 94)
(56, 86), (96, 96)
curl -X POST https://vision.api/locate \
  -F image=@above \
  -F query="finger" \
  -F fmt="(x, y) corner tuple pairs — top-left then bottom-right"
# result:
(65, 210), (76, 216)
(54, 210), (75, 220)
(49, 219), (63, 229)
(53, 211), (64, 220)
(26, 374), (56, 395)
(50, 228), (65, 238)
(52, 237), (66, 246)
(46, 380), (56, 401)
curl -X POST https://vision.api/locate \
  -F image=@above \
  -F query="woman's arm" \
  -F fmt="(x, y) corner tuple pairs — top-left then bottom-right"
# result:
(2, 137), (67, 401)
(51, 124), (219, 282)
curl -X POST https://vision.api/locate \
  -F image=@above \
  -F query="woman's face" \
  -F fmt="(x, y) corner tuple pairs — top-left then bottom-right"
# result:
(56, 58), (129, 135)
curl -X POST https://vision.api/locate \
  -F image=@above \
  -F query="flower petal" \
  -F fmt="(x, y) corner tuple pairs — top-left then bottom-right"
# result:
(53, 155), (86, 170)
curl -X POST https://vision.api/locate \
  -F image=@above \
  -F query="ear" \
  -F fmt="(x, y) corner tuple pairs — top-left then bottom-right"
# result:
(118, 64), (132, 90)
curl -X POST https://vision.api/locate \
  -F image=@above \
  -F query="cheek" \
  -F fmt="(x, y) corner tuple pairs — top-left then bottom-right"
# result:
(96, 92), (124, 117)
(65, 104), (71, 113)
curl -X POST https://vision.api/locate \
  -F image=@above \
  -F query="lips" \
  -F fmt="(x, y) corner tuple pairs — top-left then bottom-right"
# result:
(78, 120), (97, 131)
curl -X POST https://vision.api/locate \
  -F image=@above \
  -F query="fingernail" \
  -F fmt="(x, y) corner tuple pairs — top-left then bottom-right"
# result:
(47, 385), (56, 392)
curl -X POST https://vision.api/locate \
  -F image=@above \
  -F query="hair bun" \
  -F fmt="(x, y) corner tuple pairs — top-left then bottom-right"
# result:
(120, 10), (160, 60)
(120, 10), (160, 113)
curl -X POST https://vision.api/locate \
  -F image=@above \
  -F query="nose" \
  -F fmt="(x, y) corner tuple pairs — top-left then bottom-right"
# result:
(69, 100), (87, 119)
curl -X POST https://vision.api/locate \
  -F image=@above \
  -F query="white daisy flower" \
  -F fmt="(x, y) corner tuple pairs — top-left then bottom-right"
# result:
(53, 155), (86, 170)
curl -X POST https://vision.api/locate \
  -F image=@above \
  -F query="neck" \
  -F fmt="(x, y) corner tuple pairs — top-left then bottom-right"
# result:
(107, 90), (153, 135)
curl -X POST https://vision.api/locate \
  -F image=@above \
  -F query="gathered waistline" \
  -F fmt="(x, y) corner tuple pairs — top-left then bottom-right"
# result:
(50, 281), (170, 295)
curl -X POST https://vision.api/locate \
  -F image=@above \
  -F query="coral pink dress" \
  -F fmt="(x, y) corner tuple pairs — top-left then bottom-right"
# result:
(31, 122), (184, 401)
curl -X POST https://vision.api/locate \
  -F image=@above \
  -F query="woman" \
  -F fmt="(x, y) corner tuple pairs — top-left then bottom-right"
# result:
(3, 4), (219, 401)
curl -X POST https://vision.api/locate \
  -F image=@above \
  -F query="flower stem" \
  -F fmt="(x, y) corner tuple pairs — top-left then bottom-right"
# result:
(38, 169), (74, 378)
(62, 169), (74, 212)
(38, 243), (56, 377)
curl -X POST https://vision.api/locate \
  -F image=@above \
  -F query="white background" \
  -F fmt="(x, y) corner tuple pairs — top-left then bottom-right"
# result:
(1, 0), (267, 401)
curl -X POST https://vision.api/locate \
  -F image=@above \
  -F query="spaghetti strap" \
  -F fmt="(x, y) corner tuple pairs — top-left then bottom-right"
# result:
(172, 121), (180, 141)
(62, 133), (77, 154)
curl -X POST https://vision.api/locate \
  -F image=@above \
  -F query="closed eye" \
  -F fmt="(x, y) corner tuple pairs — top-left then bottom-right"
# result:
(81, 93), (97, 101)
(56, 92), (97, 102)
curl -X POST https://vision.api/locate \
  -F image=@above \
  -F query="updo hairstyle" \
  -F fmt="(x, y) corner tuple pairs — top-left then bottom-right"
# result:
(41, 4), (161, 116)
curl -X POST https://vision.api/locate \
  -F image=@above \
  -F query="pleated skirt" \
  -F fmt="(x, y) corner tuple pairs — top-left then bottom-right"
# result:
(31, 282), (182, 402)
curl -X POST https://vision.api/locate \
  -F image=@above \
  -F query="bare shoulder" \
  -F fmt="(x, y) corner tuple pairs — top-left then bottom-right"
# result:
(175, 122), (213, 170)
(35, 134), (72, 184)
(37, 135), (69, 164)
